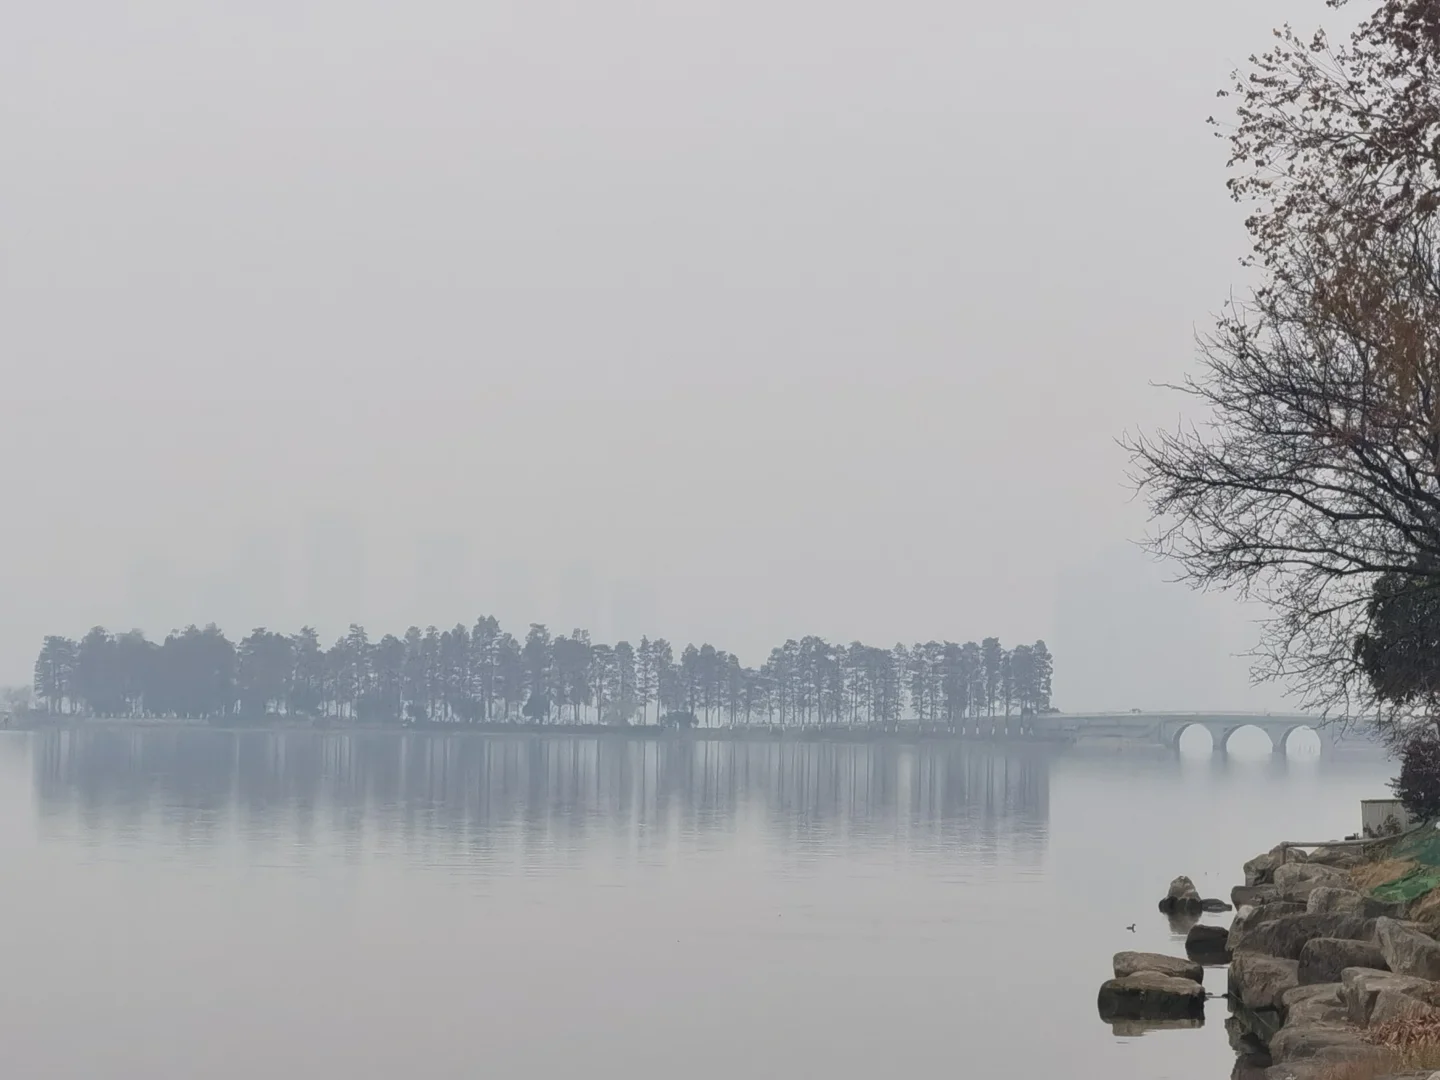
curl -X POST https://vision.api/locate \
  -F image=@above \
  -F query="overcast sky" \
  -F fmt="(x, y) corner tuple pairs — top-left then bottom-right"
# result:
(1, 0), (1330, 710)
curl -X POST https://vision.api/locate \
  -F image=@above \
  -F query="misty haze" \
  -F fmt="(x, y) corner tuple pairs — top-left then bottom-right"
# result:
(7, 0), (1440, 1078)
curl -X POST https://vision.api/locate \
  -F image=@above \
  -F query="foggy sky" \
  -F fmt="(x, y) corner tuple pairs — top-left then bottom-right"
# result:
(0, 0), (1321, 710)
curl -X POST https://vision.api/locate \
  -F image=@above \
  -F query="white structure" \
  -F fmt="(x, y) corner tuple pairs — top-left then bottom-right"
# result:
(1361, 799), (1416, 837)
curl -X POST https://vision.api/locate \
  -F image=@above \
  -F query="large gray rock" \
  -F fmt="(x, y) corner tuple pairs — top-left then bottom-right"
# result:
(1376, 916), (1440, 980)
(1113, 951), (1204, 982)
(1097, 972), (1206, 1021)
(1234, 885), (1281, 909)
(1229, 902), (1309, 952)
(1297, 938), (1388, 986)
(1273, 864), (1350, 904)
(1229, 953), (1301, 1011)
(1245, 852), (1282, 888)
(1258, 1061), (1381, 1080)
(1304, 887), (1365, 916)
(1245, 846), (1308, 888)
(1306, 847), (1364, 870)
(1203, 897), (1236, 913)
(1266, 1022), (1377, 1066)
(1159, 875), (1205, 914)
(1227, 1010), (1274, 1056)
(1338, 966), (1440, 1027)
(1305, 886), (1405, 919)
(1229, 1001), (1284, 1048)
(1234, 914), (1375, 961)
(1280, 983), (1348, 1026)
(1370, 987), (1440, 1026)
(1187, 922), (1233, 963)
(1280, 879), (1351, 905)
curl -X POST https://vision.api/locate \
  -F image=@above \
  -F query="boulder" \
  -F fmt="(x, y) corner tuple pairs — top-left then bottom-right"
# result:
(1245, 846), (1308, 888)
(1230, 953), (1300, 1011)
(1305, 887), (1405, 919)
(1230, 903), (1309, 952)
(1203, 898), (1236, 913)
(1273, 862), (1346, 886)
(1280, 984), (1348, 1026)
(1266, 1022), (1377, 1066)
(1273, 864), (1350, 902)
(1234, 885), (1281, 909)
(1234, 914), (1375, 961)
(1230, 1001), (1285, 1048)
(1279, 879), (1350, 905)
(1369, 987), (1440, 1026)
(1159, 875), (1205, 914)
(1187, 922), (1233, 964)
(1376, 917), (1440, 980)
(1245, 852), (1282, 888)
(1306, 847), (1364, 870)
(1267, 1065), (1376, 1080)
(1304, 887), (1365, 916)
(1338, 966), (1440, 1027)
(1226, 1010), (1274, 1056)
(1113, 951), (1204, 982)
(1097, 972), (1206, 1022)
(1297, 938), (1388, 986)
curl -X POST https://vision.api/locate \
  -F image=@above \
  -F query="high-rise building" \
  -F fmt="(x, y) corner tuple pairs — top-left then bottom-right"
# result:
(303, 513), (366, 637)
(414, 532), (468, 624)
(609, 576), (657, 642)
(227, 531), (290, 631)
(560, 562), (601, 637)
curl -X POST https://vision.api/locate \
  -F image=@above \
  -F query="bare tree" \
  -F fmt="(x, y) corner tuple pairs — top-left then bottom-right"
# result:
(1127, 0), (1440, 736)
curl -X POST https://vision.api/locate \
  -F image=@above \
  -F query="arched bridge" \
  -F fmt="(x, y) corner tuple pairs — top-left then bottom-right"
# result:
(1043, 712), (1381, 756)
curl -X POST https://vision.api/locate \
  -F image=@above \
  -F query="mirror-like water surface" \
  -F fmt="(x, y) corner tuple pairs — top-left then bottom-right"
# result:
(0, 729), (1395, 1079)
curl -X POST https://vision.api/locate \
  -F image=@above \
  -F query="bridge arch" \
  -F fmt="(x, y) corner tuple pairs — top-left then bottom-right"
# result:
(1170, 721), (1216, 753)
(1278, 724), (1328, 756)
(1216, 723), (1276, 755)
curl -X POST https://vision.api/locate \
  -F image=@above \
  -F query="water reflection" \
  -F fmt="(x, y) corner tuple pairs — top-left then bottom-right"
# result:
(28, 730), (1051, 865)
(1109, 1018), (1206, 1036)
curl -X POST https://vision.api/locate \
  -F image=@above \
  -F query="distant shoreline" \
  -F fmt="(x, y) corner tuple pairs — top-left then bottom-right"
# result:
(1, 717), (1389, 758)
(3, 716), (1074, 745)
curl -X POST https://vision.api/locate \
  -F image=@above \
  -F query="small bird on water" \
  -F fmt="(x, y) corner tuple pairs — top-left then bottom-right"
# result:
(1125, 924), (1136, 932)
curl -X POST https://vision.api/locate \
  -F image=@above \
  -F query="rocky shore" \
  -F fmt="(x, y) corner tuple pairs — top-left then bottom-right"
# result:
(1097, 840), (1440, 1080)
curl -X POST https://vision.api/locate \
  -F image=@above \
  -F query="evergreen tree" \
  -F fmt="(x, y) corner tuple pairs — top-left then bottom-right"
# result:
(29, 617), (1054, 728)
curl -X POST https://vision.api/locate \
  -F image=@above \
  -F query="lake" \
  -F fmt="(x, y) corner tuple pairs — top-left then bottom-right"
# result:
(0, 728), (1397, 1079)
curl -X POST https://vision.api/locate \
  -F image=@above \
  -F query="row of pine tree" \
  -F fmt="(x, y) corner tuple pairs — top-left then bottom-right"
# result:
(32, 621), (1053, 727)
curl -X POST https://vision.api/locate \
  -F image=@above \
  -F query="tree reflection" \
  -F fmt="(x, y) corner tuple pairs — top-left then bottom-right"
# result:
(29, 731), (1051, 867)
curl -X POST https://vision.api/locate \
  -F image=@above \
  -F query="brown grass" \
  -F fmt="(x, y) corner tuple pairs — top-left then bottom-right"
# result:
(1370, 1013), (1440, 1051)
(1314, 1044), (1440, 1079)
(1350, 858), (1418, 892)
(1409, 887), (1440, 925)
(1309, 1014), (1440, 1078)
(1313, 1055), (1392, 1080)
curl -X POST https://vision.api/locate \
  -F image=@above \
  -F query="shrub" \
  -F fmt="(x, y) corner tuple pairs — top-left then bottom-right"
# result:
(1392, 727), (1440, 823)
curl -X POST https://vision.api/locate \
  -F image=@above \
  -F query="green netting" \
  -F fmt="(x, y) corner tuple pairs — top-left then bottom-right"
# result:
(1372, 865), (1440, 903)
(1388, 824), (1440, 867)
(1361, 825), (1440, 902)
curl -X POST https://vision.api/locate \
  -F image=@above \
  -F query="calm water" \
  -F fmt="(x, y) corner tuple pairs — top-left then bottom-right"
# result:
(0, 728), (1396, 1079)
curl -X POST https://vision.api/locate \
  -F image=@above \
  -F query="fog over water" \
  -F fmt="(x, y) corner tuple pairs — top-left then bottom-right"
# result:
(0, 728), (1394, 1079)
